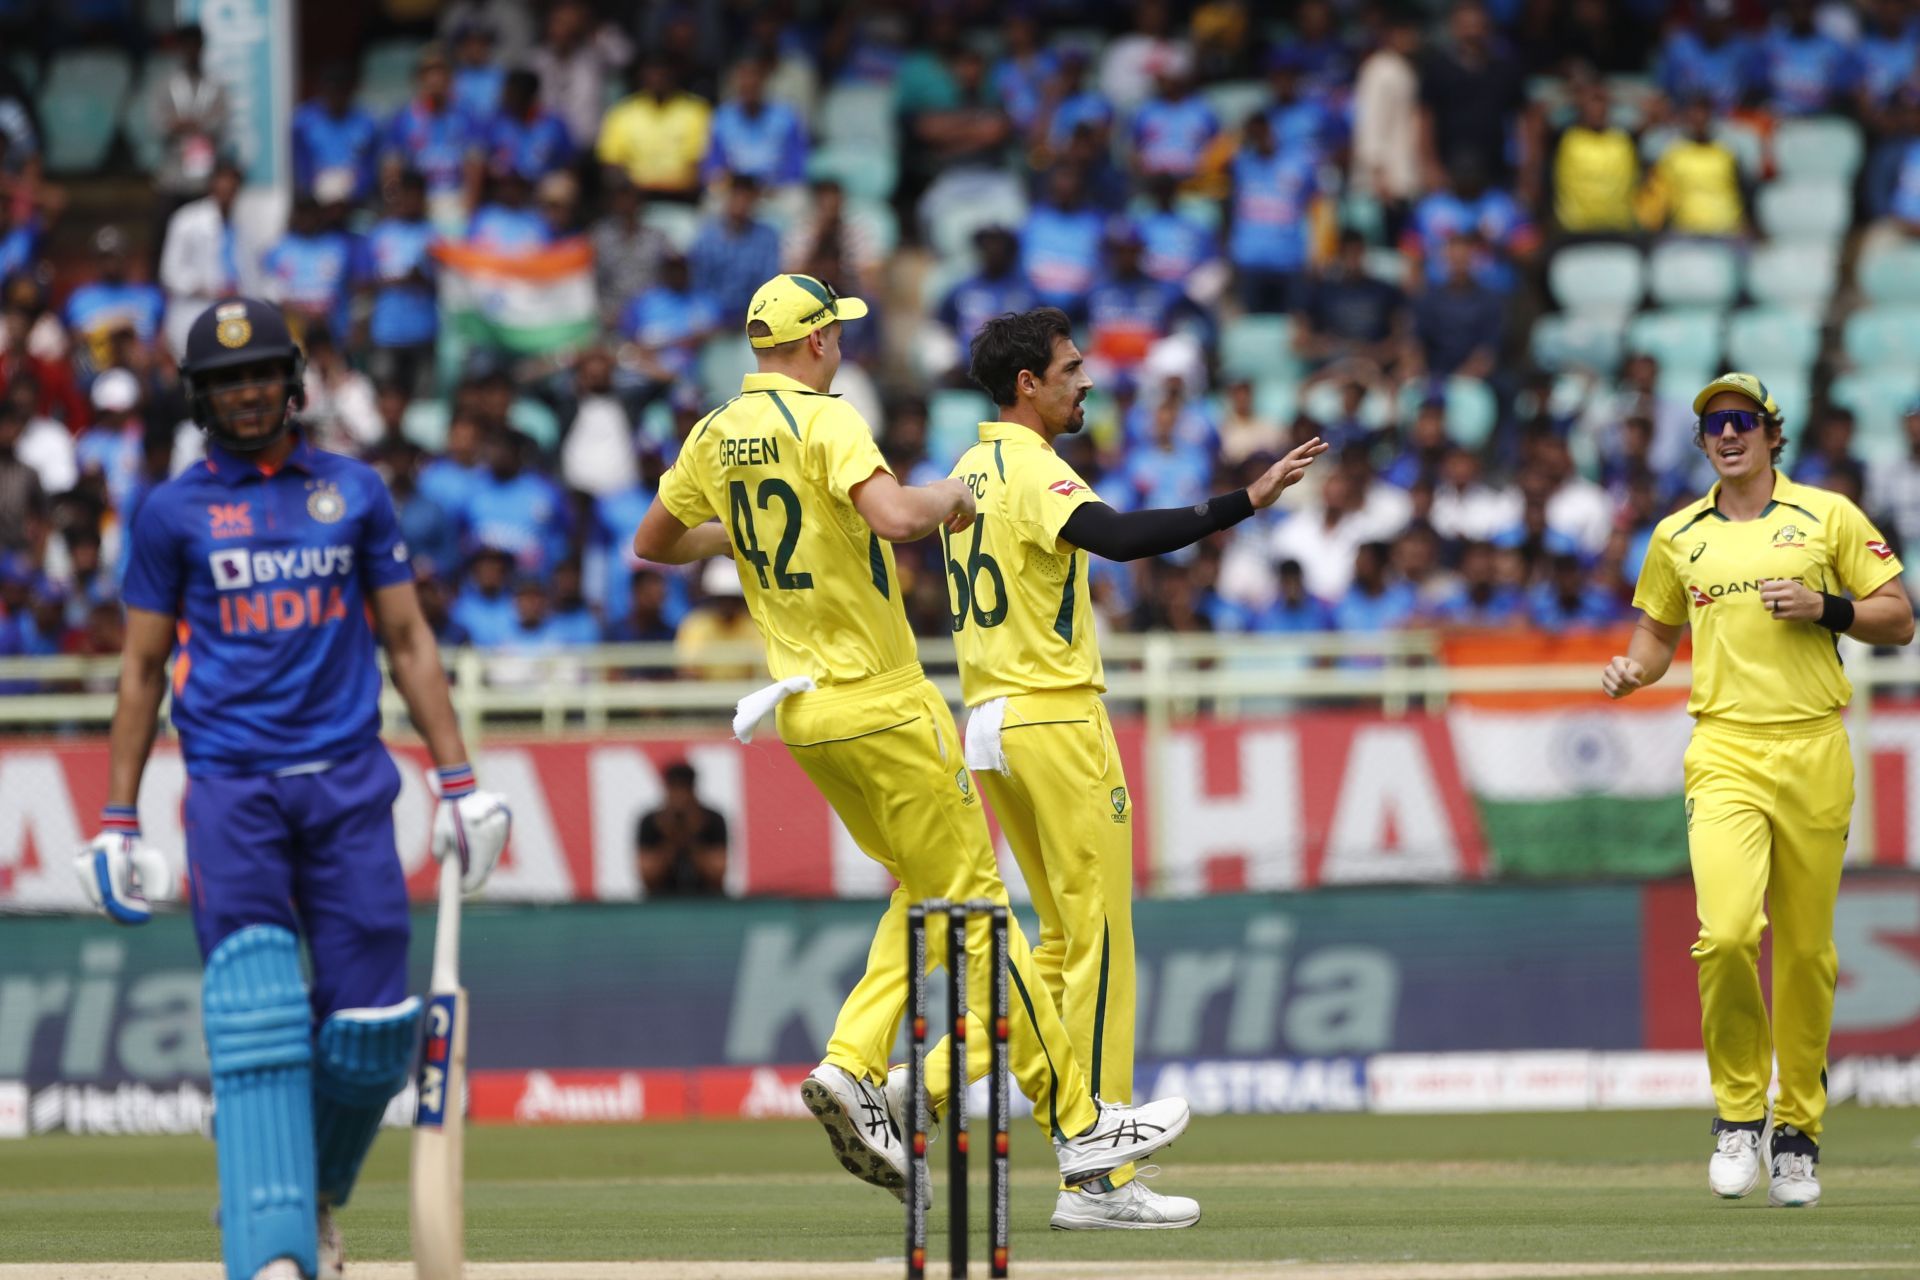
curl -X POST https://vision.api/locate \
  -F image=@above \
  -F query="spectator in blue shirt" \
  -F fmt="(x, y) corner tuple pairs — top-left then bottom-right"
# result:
(1856, 0), (1916, 108)
(1038, 48), (1113, 156)
(1084, 220), (1213, 375)
(1528, 553), (1626, 630)
(547, 558), (600, 645)
(354, 171), (440, 396)
(1121, 394), (1213, 512)
(293, 64), (381, 203)
(701, 56), (807, 191)
(936, 225), (1040, 357)
(992, 12), (1057, 135)
(618, 252), (723, 387)
(1256, 559), (1336, 633)
(462, 428), (570, 574)
(486, 68), (574, 183)
(1412, 236), (1504, 380)
(467, 169), (553, 254)
(1429, 540), (1527, 626)
(1401, 158), (1538, 295)
(1021, 165), (1105, 311)
(1334, 541), (1417, 633)
(382, 44), (482, 222)
(1288, 0), (1357, 109)
(452, 545), (519, 646)
(63, 227), (166, 377)
(1266, 51), (1343, 166)
(1135, 174), (1222, 297)
(1130, 67), (1220, 181)
(418, 412), (487, 521)
(0, 193), (37, 282)
(1760, 0), (1859, 117)
(688, 174), (781, 320)
(1297, 229), (1410, 374)
(1228, 113), (1319, 314)
(604, 568), (677, 644)
(451, 20), (505, 122)
(1889, 138), (1920, 234)
(260, 196), (356, 338)
(1657, 3), (1760, 113)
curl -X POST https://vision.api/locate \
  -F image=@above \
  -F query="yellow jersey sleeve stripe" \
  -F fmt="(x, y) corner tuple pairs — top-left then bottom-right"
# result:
(1053, 556), (1077, 644)
(867, 532), (889, 598)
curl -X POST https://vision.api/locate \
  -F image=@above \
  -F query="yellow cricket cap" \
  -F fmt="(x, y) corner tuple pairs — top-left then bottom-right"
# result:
(745, 274), (869, 348)
(1693, 372), (1783, 421)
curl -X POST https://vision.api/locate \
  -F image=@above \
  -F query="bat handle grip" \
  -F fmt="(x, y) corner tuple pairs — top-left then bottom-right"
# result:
(429, 856), (463, 990)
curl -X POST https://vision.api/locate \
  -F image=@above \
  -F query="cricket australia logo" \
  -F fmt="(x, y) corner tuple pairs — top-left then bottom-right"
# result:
(1109, 786), (1129, 823)
(955, 769), (973, 801)
(307, 480), (347, 524)
(1771, 524), (1806, 548)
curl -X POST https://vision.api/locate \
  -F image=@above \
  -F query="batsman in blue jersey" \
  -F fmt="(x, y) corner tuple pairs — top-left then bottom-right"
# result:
(73, 297), (511, 1280)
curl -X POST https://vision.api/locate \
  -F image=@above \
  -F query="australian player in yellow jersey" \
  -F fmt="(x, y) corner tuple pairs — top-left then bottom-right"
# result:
(884, 307), (1324, 1230)
(1603, 373), (1913, 1209)
(632, 275), (1193, 1205)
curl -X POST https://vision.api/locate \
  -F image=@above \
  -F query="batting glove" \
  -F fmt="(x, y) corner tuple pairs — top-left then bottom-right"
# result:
(73, 806), (177, 926)
(429, 764), (511, 894)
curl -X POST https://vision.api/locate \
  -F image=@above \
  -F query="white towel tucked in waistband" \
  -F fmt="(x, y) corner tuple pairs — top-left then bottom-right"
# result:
(733, 675), (817, 744)
(964, 697), (1011, 774)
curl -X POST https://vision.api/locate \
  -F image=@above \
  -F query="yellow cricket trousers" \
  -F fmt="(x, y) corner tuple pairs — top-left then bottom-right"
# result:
(781, 664), (1097, 1142)
(1684, 712), (1852, 1141)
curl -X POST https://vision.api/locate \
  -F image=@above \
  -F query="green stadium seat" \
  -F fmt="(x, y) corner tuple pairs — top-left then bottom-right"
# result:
(807, 143), (899, 203)
(1339, 191), (1386, 245)
(1830, 369), (1920, 444)
(38, 48), (132, 173)
(1304, 379), (1391, 431)
(1626, 308), (1724, 372)
(1646, 240), (1739, 308)
(1219, 314), (1298, 383)
(928, 186), (1028, 260)
(1755, 181), (1850, 241)
(1203, 80), (1269, 130)
(509, 398), (560, 453)
(1773, 116), (1864, 184)
(928, 388), (992, 468)
(1252, 376), (1297, 424)
(642, 204), (701, 251)
(1714, 118), (1766, 178)
(698, 336), (756, 404)
(1745, 241), (1837, 311)
(1855, 240), (1920, 304)
(1176, 194), (1224, 232)
(358, 39), (424, 120)
(846, 197), (899, 258)
(1842, 306), (1920, 372)
(1725, 307), (1820, 371)
(400, 399), (450, 453)
(820, 84), (897, 148)
(1530, 312), (1625, 374)
(1547, 243), (1643, 313)
(1365, 247), (1406, 284)
(1440, 376), (1498, 448)
(121, 52), (179, 174)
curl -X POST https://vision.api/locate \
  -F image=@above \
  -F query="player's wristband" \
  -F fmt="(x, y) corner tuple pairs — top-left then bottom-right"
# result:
(1817, 593), (1855, 634)
(101, 805), (140, 837)
(436, 764), (477, 799)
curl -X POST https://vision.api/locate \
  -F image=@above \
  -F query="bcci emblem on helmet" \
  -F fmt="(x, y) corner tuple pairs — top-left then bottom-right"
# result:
(213, 301), (252, 349)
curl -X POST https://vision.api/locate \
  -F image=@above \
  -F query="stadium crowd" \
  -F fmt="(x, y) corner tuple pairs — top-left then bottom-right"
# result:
(3, 0), (1920, 667)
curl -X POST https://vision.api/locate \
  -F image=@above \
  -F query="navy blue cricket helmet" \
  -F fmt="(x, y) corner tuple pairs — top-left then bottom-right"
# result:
(179, 296), (307, 453)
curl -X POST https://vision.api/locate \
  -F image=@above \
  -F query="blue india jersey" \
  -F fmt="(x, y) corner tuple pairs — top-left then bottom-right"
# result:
(291, 101), (380, 201)
(120, 436), (416, 777)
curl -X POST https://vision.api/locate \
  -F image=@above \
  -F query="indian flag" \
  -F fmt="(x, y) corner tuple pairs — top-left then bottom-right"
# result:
(435, 239), (597, 355)
(1448, 706), (1694, 879)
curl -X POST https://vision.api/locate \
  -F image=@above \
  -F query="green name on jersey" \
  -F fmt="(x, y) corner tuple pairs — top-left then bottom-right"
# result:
(720, 436), (783, 468)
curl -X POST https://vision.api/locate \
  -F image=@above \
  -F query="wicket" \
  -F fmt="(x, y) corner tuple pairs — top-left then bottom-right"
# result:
(906, 898), (1010, 1279)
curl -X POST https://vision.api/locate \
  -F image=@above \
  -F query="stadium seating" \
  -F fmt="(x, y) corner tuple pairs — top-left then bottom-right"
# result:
(1252, 376), (1298, 425)
(1626, 309), (1724, 375)
(1842, 306), (1920, 372)
(697, 336), (756, 405)
(357, 39), (423, 120)
(401, 399), (451, 452)
(641, 204), (701, 252)
(1400, 375), (1498, 448)
(1755, 180), (1851, 242)
(1530, 311), (1625, 375)
(1772, 116), (1865, 184)
(1725, 307), (1820, 372)
(928, 388), (993, 467)
(1855, 240), (1920, 304)
(37, 48), (132, 172)
(926, 186), (1029, 262)
(1203, 80), (1269, 131)
(846, 198), (900, 258)
(1219, 314), (1298, 384)
(819, 84), (897, 149)
(1829, 369), (1920, 452)
(1547, 244), (1644, 313)
(1745, 240), (1838, 312)
(121, 52), (178, 175)
(806, 145), (898, 202)
(1646, 240), (1739, 309)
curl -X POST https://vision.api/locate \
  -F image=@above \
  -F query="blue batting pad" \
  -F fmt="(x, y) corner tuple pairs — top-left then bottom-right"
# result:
(203, 925), (317, 1280)
(314, 997), (422, 1206)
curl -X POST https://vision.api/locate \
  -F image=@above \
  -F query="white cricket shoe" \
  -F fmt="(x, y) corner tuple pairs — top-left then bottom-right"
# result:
(800, 1064), (907, 1201)
(1051, 1167), (1200, 1230)
(1768, 1127), (1821, 1208)
(1054, 1096), (1191, 1187)
(884, 1063), (939, 1149)
(250, 1261), (303, 1280)
(317, 1205), (344, 1280)
(1709, 1124), (1765, 1199)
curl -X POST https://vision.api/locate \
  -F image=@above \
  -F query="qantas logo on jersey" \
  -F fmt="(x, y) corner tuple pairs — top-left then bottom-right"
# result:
(207, 503), (252, 538)
(1691, 577), (1805, 606)
(1048, 479), (1085, 497)
(1689, 585), (1714, 608)
(1868, 539), (1894, 561)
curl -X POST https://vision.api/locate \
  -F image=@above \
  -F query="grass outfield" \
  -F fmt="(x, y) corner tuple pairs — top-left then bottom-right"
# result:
(1, 1110), (1916, 1277)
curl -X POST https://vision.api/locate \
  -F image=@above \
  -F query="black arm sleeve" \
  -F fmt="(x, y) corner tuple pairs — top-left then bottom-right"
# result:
(1058, 491), (1256, 562)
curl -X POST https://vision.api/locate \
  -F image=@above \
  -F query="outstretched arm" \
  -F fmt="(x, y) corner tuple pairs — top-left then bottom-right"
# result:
(1060, 437), (1326, 562)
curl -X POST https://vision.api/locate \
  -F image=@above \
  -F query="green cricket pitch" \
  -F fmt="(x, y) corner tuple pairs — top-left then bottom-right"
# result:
(1, 1109), (1916, 1279)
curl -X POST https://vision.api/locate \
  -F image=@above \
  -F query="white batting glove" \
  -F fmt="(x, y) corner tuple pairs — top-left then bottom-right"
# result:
(73, 806), (176, 926)
(429, 764), (511, 894)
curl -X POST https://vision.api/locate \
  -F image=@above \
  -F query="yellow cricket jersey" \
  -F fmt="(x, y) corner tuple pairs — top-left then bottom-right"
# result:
(1653, 140), (1743, 235)
(946, 422), (1105, 705)
(656, 372), (916, 686)
(1553, 125), (1638, 232)
(1635, 471), (1903, 724)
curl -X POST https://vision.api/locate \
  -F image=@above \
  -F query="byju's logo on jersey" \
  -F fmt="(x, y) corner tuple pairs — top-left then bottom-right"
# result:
(208, 545), (355, 591)
(208, 503), (252, 538)
(209, 548), (252, 589)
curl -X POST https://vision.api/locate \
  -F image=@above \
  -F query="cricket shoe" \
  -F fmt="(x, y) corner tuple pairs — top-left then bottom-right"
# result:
(1708, 1117), (1766, 1199)
(1050, 1166), (1200, 1230)
(800, 1064), (908, 1201)
(884, 1063), (939, 1150)
(1768, 1126), (1820, 1208)
(1054, 1096), (1191, 1187)
(318, 1205), (344, 1279)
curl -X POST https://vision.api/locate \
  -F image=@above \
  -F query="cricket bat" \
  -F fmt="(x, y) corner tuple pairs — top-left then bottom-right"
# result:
(412, 857), (467, 1279)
